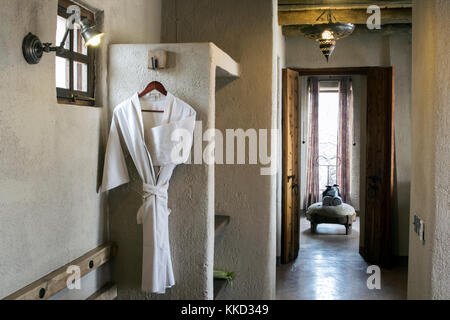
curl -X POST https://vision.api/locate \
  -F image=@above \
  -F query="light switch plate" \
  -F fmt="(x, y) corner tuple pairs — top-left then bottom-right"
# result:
(413, 214), (425, 244)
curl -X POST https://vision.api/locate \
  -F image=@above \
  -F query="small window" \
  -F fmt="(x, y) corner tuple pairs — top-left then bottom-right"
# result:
(56, 0), (96, 106)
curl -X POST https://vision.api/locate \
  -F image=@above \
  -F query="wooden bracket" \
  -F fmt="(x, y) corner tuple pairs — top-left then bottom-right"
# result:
(4, 242), (117, 300)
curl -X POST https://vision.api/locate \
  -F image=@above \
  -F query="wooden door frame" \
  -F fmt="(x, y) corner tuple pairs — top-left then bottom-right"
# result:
(281, 67), (395, 267)
(281, 69), (300, 264)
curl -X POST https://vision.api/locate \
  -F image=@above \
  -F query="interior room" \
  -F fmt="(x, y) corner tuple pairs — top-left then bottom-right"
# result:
(0, 0), (448, 303)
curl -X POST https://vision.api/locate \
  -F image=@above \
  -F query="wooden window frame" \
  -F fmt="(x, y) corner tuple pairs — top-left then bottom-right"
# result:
(56, 0), (96, 107)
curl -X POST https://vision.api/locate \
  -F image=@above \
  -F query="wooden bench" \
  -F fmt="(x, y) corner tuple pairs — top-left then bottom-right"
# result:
(306, 203), (356, 235)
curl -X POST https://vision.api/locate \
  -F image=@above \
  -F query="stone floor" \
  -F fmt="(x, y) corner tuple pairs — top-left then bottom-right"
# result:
(276, 215), (408, 300)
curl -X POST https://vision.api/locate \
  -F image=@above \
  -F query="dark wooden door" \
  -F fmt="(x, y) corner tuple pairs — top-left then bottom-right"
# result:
(281, 69), (300, 264)
(362, 67), (395, 268)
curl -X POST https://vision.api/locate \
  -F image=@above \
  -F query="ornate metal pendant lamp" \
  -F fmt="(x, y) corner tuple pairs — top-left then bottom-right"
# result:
(299, 9), (355, 62)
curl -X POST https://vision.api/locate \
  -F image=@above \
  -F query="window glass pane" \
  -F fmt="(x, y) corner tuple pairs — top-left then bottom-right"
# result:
(319, 166), (329, 195)
(318, 91), (339, 193)
(56, 16), (70, 50)
(74, 61), (88, 92)
(56, 56), (70, 89)
(73, 26), (88, 55)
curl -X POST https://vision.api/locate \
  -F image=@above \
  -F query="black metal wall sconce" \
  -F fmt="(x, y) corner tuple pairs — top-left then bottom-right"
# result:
(22, 18), (104, 65)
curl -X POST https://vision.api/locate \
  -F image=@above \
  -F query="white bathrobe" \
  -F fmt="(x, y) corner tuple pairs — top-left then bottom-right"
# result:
(101, 92), (196, 293)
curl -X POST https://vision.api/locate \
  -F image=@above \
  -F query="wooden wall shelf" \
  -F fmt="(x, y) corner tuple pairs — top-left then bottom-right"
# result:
(213, 279), (228, 299)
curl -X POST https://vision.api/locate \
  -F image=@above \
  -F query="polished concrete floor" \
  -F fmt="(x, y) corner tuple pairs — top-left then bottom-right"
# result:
(276, 215), (408, 300)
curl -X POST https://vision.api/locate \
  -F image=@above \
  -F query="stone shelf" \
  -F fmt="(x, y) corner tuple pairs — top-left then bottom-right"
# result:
(213, 278), (228, 299)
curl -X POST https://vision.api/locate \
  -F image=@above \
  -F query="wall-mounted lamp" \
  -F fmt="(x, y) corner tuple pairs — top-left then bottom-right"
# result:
(22, 18), (104, 64)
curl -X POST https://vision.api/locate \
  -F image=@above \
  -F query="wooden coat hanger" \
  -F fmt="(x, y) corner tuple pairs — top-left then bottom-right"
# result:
(138, 81), (168, 113)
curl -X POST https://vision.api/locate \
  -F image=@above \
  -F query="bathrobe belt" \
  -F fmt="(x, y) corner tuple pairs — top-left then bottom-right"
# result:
(142, 183), (169, 200)
(137, 182), (170, 225)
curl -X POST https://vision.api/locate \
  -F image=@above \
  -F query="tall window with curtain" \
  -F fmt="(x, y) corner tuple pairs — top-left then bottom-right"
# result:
(306, 78), (320, 208)
(305, 76), (353, 208)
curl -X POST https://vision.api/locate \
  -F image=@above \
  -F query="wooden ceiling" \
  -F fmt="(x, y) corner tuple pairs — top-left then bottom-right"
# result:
(279, 0), (412, 35)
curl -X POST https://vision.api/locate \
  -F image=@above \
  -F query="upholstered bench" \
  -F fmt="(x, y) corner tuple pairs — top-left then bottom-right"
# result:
(306, 203), (357, 235)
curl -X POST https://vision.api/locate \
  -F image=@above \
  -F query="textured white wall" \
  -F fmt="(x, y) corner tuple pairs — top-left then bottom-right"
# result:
(389, 33), (412, 257)
(275, 26), (286, 259)
(162, 0), (277, 299)
(286, 32), (391, 68)
(408, 0), (450, 300)
(286, 28), (412, 257)
(0, 0), (161, 299)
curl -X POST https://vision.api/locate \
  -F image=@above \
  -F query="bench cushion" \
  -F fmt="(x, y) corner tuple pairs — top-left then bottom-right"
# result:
(306, 202), (356, 221)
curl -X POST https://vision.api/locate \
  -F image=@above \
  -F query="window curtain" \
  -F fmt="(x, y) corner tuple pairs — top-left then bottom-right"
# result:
(306, 78), (320, 208)
(336, 77), (353, 202)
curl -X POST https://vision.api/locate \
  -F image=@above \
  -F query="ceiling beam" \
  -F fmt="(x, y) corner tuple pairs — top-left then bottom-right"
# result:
(278, 0), (412, 7)
(279, 2), (412, 11)
(282, 23), (411, 37)
(278, 7), (411, 25)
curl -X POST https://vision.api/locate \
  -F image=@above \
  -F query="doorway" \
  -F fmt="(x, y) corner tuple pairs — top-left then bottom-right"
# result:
(278, 67), (403, 299)
(281, 67), (395, 267)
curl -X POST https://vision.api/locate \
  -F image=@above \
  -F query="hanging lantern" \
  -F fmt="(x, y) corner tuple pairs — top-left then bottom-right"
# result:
(299, 10), (355, 62)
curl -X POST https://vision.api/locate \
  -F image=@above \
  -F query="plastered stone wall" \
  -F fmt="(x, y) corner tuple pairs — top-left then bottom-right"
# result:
(0, 0), (161, 299)
(107, 43), (237, 300)
(286, 28), (412, 257)
(162, 0), (278, 299)
(275, 24), (286, 260)
(408, 0), (450, 300)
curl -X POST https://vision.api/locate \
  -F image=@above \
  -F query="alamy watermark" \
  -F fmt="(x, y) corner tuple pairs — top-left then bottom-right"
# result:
(171, 122), (279, 176)
(367, 265), (381, 290)
(66, 265), (81, 290)
(367, 5), (382, 30)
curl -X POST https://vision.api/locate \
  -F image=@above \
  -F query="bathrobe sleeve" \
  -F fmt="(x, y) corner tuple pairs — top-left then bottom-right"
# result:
(101, 114), (130, 192)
